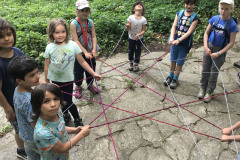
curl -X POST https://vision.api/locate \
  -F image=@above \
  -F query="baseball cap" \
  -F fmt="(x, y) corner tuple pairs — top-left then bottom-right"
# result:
(76, 0), (90, 10)
(219, 0), (234, 6)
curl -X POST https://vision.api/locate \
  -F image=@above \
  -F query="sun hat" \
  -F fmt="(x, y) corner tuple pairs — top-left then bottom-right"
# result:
(219, 0), (234, 6)
(76, 0), (90, 10)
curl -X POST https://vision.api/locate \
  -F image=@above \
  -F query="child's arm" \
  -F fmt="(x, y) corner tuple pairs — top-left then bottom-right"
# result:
(221, 121), (240, 141)
(172, 20), (198, 45)
(125, 21), (131, 31)
(203, 24), (213, 56)
(222, 121), (240, 135)
(0, 81), (16, 122)
(44, 58), (50, 83)
(70, 22), (92, 59)
(51, 125), (90, 153)
(211, 32), (237, 59)
(221, 134), (240, 141)
(76, 54), (102, 81)
(91, 21), (98, 59)
(134, 24), (146, 40)
(169, 14), (178, 44)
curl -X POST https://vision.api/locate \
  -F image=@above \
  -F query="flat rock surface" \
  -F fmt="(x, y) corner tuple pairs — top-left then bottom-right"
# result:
(0, 29), (240, 160)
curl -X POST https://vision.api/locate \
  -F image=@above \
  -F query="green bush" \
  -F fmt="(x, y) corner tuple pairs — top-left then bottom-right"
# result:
(0, 0), (238, 65)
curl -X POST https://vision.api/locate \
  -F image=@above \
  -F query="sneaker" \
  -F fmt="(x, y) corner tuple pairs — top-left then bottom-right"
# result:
(198, 88), (205, 99)
(63, 112), (71, 123)
(133, 63), (139, 72)
(88, 84), (98, 94)
(74, 86), (82, 99)
(74, 118), (84, 127)
(128, 62), (133, 71)
(16, 148), (27, 160)
(238, 72), (240, 82)
(169, 79), (179, 89)
(203, 92), (212, 103)
(163, 76), (173, 86)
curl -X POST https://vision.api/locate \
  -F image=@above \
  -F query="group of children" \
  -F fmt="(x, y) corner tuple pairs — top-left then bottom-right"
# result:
(0, 0), (239, 159)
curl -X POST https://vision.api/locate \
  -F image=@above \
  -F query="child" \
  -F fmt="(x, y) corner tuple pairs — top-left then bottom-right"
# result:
(70, 0), (100, 98)
(7, 56), (41, 159)
(221, 121), (240, 141)
(44, 18), (102, 127)
(198, 0), (238, 102)
(32, 83), (90, 160)
(0, 19), (27, 159)
(164, 0), (199, 89)
(125, 1), (147, 72)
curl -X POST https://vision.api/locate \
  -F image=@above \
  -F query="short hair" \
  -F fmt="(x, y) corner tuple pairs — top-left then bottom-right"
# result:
(7, 56), (38, 83)
(184, 0), (197, 5)
(131, 1), (146, 16)
(46, 18), (70, 43)
(31, 83), (64, 120)
(0, 19), (16, 47)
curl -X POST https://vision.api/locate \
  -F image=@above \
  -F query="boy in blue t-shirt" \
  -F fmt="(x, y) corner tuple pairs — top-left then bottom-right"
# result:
(198, 0), (238, 102)
(7, 56), (45, 159)
(164, 0), (199, 89)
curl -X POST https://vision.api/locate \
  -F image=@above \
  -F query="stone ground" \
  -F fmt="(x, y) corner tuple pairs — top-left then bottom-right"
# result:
(0, 31), (240, 160)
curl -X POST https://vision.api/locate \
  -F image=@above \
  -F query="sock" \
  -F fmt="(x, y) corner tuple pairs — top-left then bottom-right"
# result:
(173, 75), (179, 80)
(169, 73), (174, 78)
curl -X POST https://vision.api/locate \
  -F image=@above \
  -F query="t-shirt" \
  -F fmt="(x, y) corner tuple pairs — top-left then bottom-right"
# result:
(13, 87), (34, 142)
(127, 15), (147, 40)
(44, 40), (82, 82)
(208, 15), (238, 47)
(0, 47), (25, 108)
(174, 11), (199, 53)
(34, 110), (70, 160)
(72, 18), (100, 53)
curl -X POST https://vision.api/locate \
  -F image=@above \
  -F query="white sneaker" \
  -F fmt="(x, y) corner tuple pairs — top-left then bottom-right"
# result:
(198, 88), (205, 99)
(203, 92), (212, 103)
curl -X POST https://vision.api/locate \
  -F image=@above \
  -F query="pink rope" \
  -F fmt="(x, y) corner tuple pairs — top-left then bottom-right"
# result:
(96, 55), (222, 130)
(88, 47), (171, 125)
(90, 58), (119, 160)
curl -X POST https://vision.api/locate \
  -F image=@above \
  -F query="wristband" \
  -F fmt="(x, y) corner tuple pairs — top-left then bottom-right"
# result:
(177, 38), (181, 43)
(217, 51), (220, 56)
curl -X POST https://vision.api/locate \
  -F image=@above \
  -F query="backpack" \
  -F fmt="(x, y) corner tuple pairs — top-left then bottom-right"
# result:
(168, 9), (197, 47)
(210, 15), (237, 49)
(178, 10), (197, 47)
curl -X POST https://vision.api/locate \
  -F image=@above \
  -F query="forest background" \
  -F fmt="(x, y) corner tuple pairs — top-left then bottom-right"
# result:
(0, 0), (239, 66)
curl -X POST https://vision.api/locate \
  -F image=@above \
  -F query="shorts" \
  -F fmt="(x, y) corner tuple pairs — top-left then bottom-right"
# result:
(10, 119), (19, 134)
(170, 45), (188, 66)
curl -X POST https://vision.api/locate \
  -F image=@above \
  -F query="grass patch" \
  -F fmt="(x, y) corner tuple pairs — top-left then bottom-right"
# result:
(0, 124), (13, 137)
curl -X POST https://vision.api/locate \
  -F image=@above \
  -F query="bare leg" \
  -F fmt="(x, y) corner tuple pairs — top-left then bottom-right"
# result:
(170, 62), (176, 74)
(175, 64), (183, 76)
(15, 133), (24, 148)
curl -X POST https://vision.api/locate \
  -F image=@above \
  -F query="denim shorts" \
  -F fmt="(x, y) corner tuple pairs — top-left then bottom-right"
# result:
(170, 45), (188, 66)
(10, 119), (19, 134)
(24, 140), (40, 160)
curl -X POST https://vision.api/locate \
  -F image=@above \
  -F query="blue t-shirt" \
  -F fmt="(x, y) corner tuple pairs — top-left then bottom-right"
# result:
(174, 10), (199, 53)
(13, 87), (34, 142)
(208, 15), (238, 47)
(0, 47), (25, 108)
(34, 110), (70, 160)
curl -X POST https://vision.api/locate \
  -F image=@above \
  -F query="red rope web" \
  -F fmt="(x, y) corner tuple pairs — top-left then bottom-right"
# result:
(59, 44), (240, 159)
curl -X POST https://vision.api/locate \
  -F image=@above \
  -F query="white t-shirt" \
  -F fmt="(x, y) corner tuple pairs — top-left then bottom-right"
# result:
(127, 15), (147, 40)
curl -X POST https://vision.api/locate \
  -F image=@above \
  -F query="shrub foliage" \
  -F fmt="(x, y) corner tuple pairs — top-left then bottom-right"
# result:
(1, 0), (239, 65)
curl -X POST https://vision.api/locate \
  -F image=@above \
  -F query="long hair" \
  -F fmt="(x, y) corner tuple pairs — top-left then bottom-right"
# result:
(0, 19), (16, 47)
(46, 18), (70, 43)
(31, 83), (64, 120)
